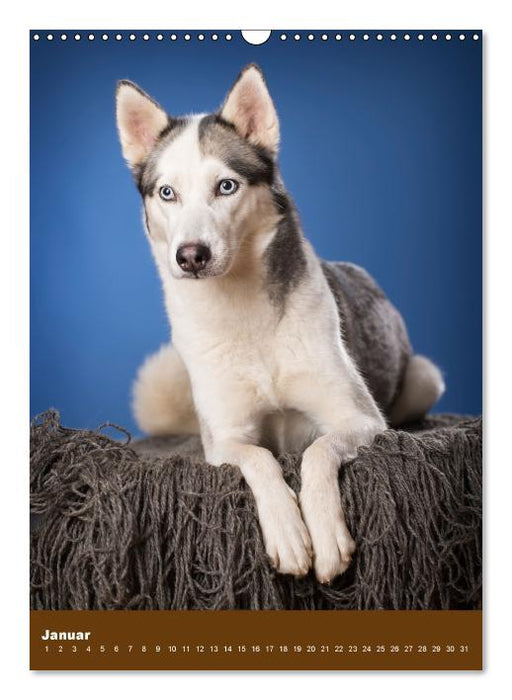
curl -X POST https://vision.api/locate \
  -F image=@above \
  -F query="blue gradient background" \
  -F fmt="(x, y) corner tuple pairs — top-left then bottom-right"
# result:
(30, 31), (482, 434)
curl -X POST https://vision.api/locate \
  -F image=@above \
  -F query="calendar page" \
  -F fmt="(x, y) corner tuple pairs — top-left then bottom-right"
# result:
(30, 28), (482, 671)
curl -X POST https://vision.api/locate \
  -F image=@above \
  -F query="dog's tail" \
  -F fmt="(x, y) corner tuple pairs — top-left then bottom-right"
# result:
(389, 355), (445, 427)
(132, 344), (199, 436)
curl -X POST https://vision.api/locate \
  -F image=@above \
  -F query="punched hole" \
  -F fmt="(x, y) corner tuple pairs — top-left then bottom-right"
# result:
(241, 30), (271, 45)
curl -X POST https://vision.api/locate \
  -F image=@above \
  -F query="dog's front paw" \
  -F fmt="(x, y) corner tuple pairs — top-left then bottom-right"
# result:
(310, 516), (356, 584)
(257, 485), (312, 577)
(299, 490), (356, 584)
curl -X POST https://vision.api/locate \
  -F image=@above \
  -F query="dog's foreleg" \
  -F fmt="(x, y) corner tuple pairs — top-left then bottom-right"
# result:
(298, 391), (385, 584)
(208, 440), (312, 577)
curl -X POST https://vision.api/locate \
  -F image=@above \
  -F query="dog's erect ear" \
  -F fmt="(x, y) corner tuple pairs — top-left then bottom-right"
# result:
(116, 80), (169, 168)
(220, 64), (279, 155)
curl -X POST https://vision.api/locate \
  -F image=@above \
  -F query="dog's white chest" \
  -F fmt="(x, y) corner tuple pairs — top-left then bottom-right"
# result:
(170, 274), (342, 417)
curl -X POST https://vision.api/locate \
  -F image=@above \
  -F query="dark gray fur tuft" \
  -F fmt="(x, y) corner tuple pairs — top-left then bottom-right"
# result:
(263, 188), (307, 308)
(321, 261), (412, 413)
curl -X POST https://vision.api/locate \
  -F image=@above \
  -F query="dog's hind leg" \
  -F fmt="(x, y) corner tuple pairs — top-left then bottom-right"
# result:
(132, 343), (199, 436)
(389, 355), (445, 427)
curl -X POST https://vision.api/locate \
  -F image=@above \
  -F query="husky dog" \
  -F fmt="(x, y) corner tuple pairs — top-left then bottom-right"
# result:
(116, 64), (445, 583)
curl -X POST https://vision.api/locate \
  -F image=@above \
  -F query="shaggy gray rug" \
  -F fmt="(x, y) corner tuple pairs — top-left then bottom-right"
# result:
(30, 410), (481, 610)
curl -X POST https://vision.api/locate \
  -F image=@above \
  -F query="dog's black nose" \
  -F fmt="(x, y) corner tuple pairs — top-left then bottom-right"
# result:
(176, 244), (212, 274)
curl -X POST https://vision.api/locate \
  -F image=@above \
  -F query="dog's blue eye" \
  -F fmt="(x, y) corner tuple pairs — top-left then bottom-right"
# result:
(159, 185), (176, 201)
(217, 179), (238, 196)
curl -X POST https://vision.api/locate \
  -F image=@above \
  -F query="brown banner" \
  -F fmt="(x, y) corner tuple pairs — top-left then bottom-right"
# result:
(31, 610), (482, 671)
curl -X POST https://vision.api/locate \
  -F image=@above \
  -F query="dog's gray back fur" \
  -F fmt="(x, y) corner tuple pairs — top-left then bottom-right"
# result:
(321, 261), (412, 414)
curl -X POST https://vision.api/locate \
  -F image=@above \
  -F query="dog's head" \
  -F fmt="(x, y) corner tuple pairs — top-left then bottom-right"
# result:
(116, 65), (283, 280)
